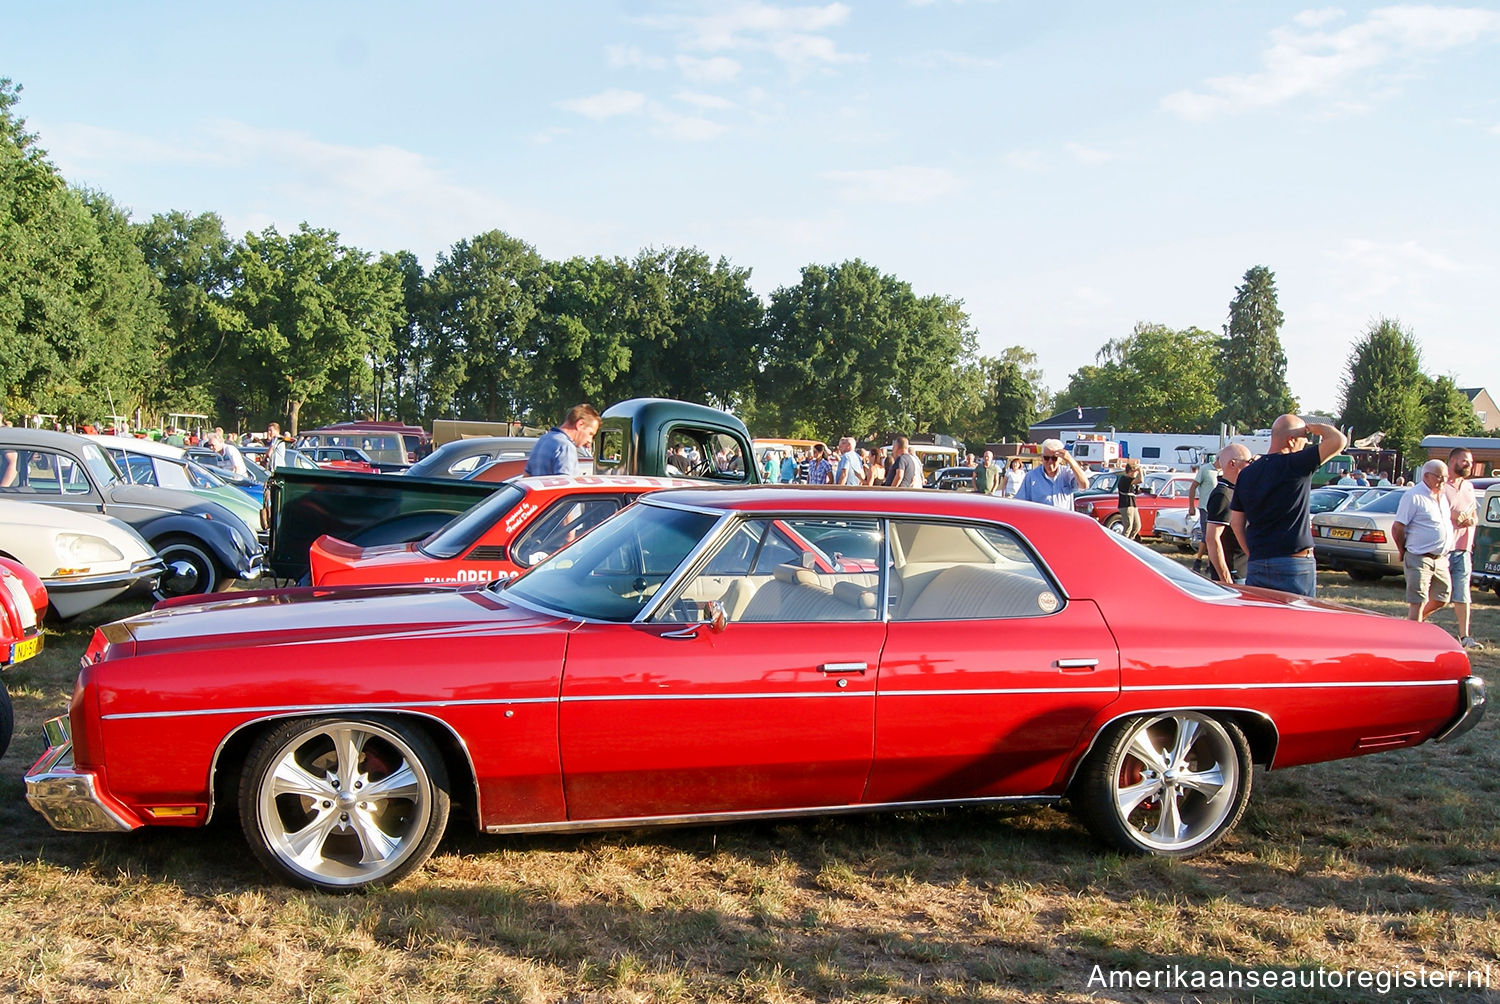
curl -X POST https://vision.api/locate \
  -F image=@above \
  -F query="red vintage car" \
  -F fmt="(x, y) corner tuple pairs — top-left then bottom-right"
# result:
(1075, 472), (1196, 536)
(25, 489), (1485, 891)
(2, 556), (49, 757)
(308, 475), (701, 587)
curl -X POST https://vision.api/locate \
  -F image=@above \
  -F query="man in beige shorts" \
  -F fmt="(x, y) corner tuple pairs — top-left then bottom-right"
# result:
(1391, 459), (1452, 622)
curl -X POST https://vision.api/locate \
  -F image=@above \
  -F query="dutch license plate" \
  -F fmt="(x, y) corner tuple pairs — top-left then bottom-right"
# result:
(1329, 527), (1354, 539)
(8, 633), (43, 664)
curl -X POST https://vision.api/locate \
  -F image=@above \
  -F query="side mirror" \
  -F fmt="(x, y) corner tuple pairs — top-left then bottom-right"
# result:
(705, 599), (728, 633)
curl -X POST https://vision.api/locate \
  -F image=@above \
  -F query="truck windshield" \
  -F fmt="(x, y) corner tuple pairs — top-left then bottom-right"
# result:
(418, 483), (527, 559)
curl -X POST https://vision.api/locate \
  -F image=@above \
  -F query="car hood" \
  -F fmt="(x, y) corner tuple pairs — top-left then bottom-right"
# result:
(125, 582), (568, 654)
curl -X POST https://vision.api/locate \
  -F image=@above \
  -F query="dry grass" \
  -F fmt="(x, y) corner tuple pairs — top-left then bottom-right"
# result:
(2, 561), (1498, 1003)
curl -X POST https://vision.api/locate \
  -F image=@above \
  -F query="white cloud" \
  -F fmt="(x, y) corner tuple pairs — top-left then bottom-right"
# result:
(1001, 149), (1046, 171)
(822, 165), (962, 204)
(1064, 141), (1120, 165)
(1162, 5), (1500, 121)
(676, 54), (743, 83)
(606, 44), (667, 70)
(899, 49), (1003, 70)
(39, 121), (229, 174)
(643, 2), (859, 68)
(675, 91), (737, 110)
(558, 89), (648, 120)
(1293, 8), (1347, 29)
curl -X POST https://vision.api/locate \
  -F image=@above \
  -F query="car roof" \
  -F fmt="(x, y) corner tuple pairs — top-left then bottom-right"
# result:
(0, 428), (96, 449)
(512, 474), (702, 493)
(83, 433), (186, 460)
(643, 485), (1095, 525)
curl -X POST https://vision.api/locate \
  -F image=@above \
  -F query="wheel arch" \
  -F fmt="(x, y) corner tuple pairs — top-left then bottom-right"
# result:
(206, 709), (482, 827)
(1063, 705), (1281, 795)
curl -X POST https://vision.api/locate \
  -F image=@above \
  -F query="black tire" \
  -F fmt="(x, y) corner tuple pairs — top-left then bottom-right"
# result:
(1346, 568), (1383, 583)
(1073, 712), (1251, 858)
(0, 685), (13, 761)
(152, 537), (223, 599)
(238, 715), (450, 891)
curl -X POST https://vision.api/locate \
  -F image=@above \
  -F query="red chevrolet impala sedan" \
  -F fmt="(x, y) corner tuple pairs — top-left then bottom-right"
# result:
(26, 488), (1485, 891)
(308, 475), (701, 587)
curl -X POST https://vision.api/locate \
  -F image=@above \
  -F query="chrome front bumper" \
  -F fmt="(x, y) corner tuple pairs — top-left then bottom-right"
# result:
(44, 557), (166, 595)
(1436, 676), (1487, 743)
(25, 717), (137, 832)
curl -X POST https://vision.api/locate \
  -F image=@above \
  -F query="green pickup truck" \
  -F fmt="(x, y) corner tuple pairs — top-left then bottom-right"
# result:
(266, 398), (760, 580)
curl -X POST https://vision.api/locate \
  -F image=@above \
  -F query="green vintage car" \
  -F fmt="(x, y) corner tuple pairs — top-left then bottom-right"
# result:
(1475, 484), (1500, 599)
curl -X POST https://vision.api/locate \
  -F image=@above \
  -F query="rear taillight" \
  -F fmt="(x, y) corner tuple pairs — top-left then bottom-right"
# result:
(1360, 530), (1388, 543)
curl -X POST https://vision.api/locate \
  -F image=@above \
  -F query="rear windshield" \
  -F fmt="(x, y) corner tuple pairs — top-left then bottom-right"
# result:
(419, 483), (527, 559)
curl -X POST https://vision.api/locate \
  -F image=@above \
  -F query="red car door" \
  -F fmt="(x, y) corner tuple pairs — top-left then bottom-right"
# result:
(559, 620), (885, 820)
(557, 514), (888, 820)
(865, 519), (1120, 802)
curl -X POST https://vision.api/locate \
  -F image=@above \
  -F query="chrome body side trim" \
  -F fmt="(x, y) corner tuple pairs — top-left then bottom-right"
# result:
(484, 794), (1061, 835)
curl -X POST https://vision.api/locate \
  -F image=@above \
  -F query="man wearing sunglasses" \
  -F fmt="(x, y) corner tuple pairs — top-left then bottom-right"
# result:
(1015, 438), (1088, 509)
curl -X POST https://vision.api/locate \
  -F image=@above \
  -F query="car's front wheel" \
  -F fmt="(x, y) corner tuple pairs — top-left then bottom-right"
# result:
(1103, 514), (1128, 535)
(1073, 712), (1251, 857)
(152, 537), (223, 599)
(238, 716), (451, 891)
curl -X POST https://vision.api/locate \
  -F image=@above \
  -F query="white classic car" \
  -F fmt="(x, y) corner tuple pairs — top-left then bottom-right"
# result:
(1153, 506), (1202, 552)
(0, 500), (165, 617)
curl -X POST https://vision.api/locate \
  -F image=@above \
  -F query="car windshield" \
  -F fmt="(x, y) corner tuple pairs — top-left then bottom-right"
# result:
(1354, 488), (1407, 515)
(501, 501), (718, 621)
(419, 483), (527, 559)
(1101, 531), (1236, 600)
(79, 443), (121, 487)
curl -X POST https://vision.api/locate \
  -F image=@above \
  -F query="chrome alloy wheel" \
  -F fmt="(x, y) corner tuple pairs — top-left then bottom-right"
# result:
(241, 717), (449, 890)
(1074, 711), (1252, 858)
(1109, 713), (1241, 852)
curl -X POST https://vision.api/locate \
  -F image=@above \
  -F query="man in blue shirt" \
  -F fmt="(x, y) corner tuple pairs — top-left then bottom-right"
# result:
(524, 404), (601, 477)
(1229, 414), (1348, 597)
(1016, 438), (1088, 508)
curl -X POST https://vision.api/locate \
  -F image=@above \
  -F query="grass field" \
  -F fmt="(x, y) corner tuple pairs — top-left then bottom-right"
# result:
(2, 556), (1497, 1003)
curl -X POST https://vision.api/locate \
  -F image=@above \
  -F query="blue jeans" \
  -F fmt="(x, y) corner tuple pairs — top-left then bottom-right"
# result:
(1246, 554), (1318, 597)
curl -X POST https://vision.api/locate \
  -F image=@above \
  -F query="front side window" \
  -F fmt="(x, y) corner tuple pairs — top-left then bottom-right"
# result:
(889, 520), (1061, 621)
(0, 448), (99, 496)
(504, 502), (717, 621)
(661, 516), (884, 623)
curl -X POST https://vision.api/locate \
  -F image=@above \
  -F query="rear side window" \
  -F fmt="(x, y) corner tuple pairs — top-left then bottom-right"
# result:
(889, 520), (1059, 621)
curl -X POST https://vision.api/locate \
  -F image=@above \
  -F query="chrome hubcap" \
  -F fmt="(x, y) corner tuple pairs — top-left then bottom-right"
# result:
(1112, 713), (1237, 850)
(258, 722), (431, 885)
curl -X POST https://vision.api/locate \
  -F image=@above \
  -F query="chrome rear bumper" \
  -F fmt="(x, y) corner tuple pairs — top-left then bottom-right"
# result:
(1436, 676), (1487, 743)
(25, 717), (137, 832)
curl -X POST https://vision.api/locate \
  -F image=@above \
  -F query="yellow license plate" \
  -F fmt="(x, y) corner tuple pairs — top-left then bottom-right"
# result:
(8, 633), (43, 664)
(1329, 527), (1354, 539)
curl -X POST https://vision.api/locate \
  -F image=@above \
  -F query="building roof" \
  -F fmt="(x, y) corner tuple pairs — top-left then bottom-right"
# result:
(1029, 406), (1109, 435)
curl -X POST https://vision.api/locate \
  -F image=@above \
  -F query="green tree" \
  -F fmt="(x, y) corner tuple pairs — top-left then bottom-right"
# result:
(1420, 374), (1483, 438)
(419, 230), (546, 422)
(1338, 317), (1426, 459)
(1060, 323), (1220, 432)
(1218, 265), (1296, 431)
(228, 224), (402, 434)
(134, 210), (238, 420)
(759, 260), (974, 439)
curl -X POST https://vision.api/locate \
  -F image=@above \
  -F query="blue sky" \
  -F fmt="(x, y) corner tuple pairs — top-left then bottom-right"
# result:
(7, 1), (1498, 417)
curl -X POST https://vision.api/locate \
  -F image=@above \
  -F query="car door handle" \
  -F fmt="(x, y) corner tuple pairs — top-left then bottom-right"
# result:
(819, 662), (868, 674)
(1054, 658), (1099, 670)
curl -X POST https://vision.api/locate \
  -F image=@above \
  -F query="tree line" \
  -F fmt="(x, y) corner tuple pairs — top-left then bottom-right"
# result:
(1, 79), (1486, 453)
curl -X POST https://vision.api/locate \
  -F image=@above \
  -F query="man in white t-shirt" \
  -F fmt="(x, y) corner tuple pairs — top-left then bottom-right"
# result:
(1392, 459), (1453, 623)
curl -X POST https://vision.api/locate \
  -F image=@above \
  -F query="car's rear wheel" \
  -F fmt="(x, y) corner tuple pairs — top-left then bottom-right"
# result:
(1073, 712), (1251, 857)
(152, 537), (223, 599)
(239, 716), (450, 891)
